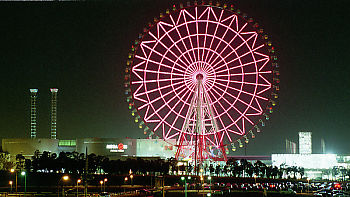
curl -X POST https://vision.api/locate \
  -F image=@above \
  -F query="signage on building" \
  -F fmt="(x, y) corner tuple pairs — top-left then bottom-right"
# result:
(106, 143), (128, 153)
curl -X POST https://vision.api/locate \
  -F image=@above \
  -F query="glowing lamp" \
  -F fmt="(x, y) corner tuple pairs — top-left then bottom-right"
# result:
(63, 175), (69, 181)
(237, 139), (243, 148)
(244, 135), (249, 143)
(181, 177), (185, 181)
(21, 171), (26, 176)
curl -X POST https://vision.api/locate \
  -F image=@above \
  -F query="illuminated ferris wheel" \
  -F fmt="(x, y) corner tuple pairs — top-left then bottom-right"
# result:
(125, 2), (279, 162)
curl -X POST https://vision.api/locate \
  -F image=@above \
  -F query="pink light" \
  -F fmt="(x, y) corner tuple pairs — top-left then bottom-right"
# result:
(129, 5), (276, 160)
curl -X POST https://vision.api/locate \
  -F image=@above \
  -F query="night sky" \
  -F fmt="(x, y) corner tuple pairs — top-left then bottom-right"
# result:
(0, 0), (349, 155)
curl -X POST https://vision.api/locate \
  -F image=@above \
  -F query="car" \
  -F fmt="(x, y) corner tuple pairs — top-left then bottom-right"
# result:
(98, 192), (110, 197)
(280, 189), (297, 195)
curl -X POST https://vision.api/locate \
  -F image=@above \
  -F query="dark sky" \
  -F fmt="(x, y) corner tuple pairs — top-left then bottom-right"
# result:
(0, 0), (349, 155)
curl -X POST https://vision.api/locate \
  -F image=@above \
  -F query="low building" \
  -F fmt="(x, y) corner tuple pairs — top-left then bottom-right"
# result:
(1, 138), (176, 162)
(2, 138), (59, 161)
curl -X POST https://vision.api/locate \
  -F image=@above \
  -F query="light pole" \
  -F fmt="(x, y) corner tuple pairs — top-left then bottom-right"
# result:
(208, 176), (212, 194)
(181, 176), (191, 197)
(10, 168), (17, 194)
(254, 175), (257, 184)
(307, 178), (310, 193)
(58, 175), (69, 197)
(77, 179), (81, 197)
(9, 181), (13, 193)
(130, 175), (134, 186)
(103, 178), (107, 192)
(21, 171), (26, 197)
(100, 180), (103, 192)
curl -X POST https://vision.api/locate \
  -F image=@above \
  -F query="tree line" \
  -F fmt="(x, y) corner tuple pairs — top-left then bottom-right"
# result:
(1, 150), (349, 180)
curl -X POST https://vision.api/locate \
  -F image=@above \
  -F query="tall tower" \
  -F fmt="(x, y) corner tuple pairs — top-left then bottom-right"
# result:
(299, 131), (312, 154)
(50, 88), (58, 139)
(30, 89), (38, 139)
(321, 138), (326, 154)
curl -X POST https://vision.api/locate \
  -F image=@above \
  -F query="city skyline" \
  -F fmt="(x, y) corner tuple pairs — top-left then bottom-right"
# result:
(0, 0), (349, 155)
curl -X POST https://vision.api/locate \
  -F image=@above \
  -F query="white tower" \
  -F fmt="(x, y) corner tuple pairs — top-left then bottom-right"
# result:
(30, 89), (38, 139)
(299, 131), (312, 154)
(50, 88), (58, 139)
(321, 138), (326, 154)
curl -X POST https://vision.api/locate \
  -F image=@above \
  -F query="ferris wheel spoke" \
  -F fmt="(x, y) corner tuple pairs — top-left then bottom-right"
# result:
(216, 57), (268, 75)
(213, 77), (268, 101)
(205, 16), (239, 66)
(140, 42), (188, 72)
(155, 25), (194, 67)
(202, 9), (224, 65)
(133, 59), (184, 77)
(213, 43), (266, 73)
(163, 88), (193, 139)
(200, 9), (210, 66)
(210, 85), (254, 128)
(133, 76), (184, 84)
(179, 10), (198, 63)
(169, 14), (196, 64)
(213, 81), (262, 116)
(195, 7), (201, 66)
(149, 82), (193, 131)
(206, 89), (234, 126)
(215, 77), (270, 87)
(137, 79), (186, 110)
(208, 28), (255, 68)
(134, 79), (183, 99)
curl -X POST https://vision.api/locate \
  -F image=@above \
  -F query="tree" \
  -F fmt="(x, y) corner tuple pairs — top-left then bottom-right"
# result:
(0, 152), (14, 171)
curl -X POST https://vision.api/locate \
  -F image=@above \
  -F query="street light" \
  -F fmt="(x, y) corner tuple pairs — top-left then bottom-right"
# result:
(58, 175), (69, 197)
(181, 176), (191, 197)
(208, 176), (212, 194)
(9, 181), (13, 193)
(21, 171), (26, 197)
(100, 180), (103, 192)
(103, 178), (107, 192)
(10, 168), (17, 194)
(77, 179), (81, 197)
(254, 175), (257, 184)
(130, 174), (134, 186)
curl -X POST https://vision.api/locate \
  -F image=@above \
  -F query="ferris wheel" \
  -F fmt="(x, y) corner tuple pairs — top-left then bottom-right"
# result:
(125, 2), (279, 162)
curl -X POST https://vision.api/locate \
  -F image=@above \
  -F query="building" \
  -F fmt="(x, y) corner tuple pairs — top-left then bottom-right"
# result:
(272, 131), (350, 179)
(30, 89), (38, 139)
(1, 138), (176, 162)
(50, 88), (58, 139)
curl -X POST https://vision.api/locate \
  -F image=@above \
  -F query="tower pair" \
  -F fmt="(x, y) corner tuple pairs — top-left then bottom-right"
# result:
(29, 88), (58, 139)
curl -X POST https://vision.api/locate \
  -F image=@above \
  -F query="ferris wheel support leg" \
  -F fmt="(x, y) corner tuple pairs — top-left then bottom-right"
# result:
(175, 132), (185, 160)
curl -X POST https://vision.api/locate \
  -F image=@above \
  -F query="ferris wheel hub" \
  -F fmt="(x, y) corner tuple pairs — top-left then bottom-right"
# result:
(196, 73), (204, 81)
